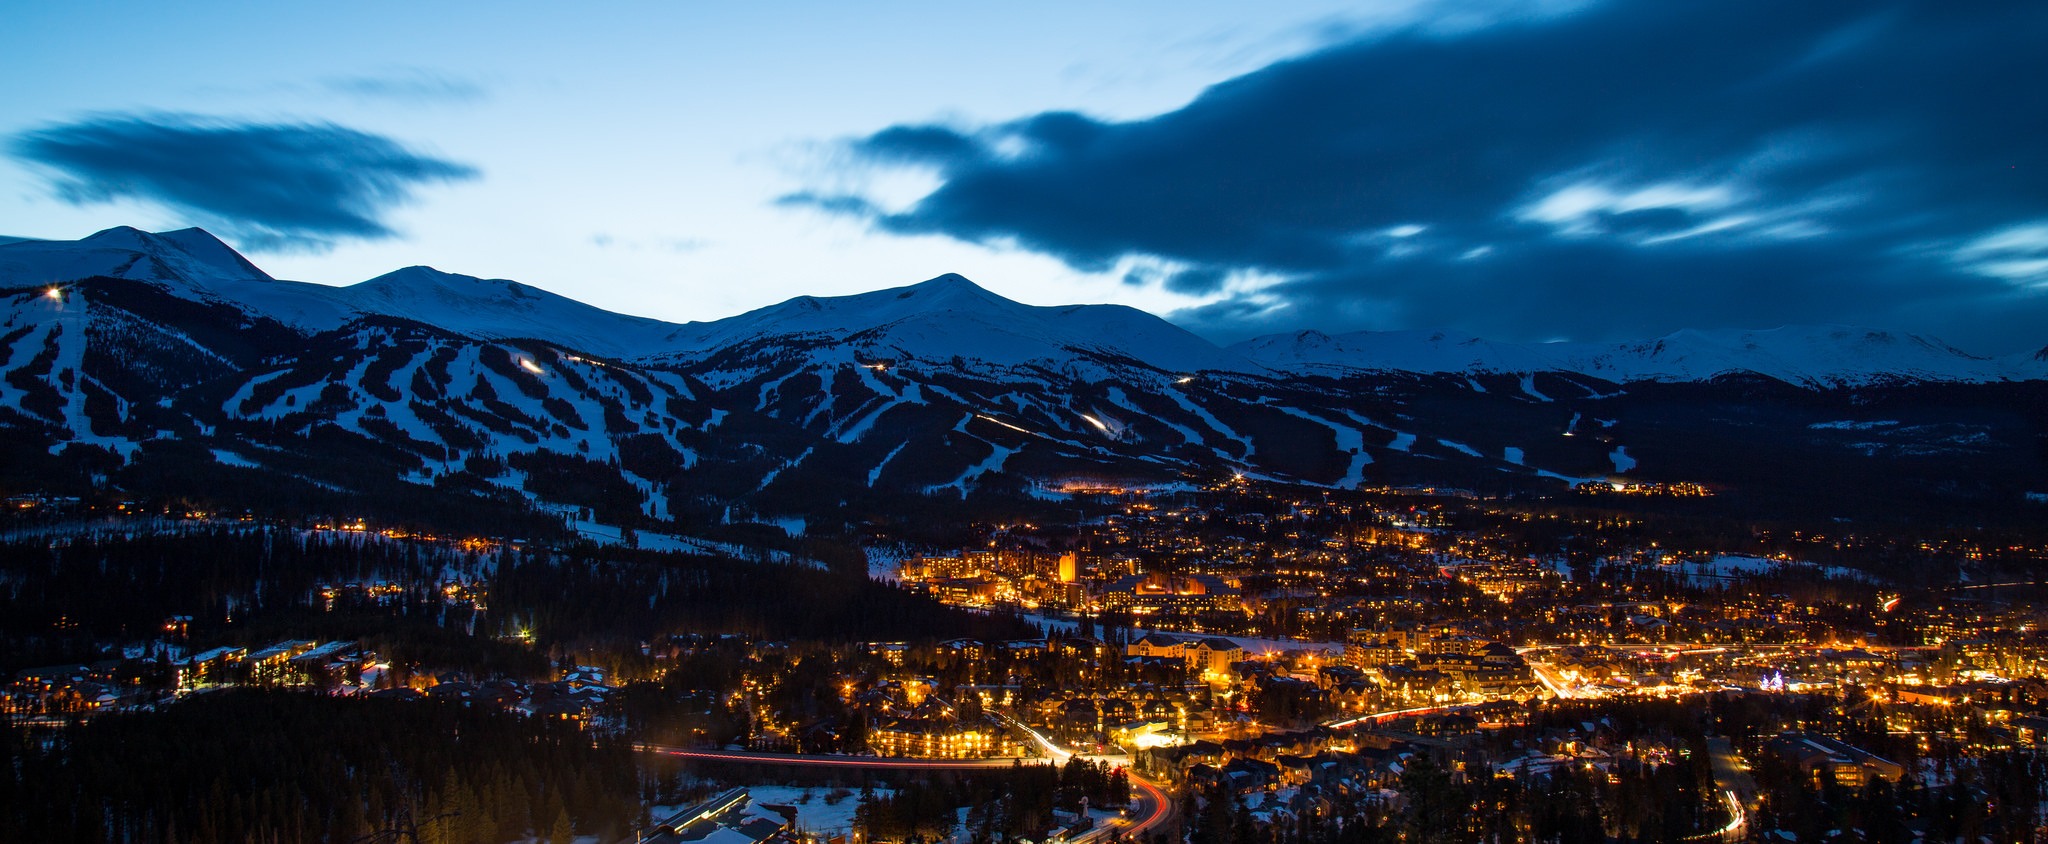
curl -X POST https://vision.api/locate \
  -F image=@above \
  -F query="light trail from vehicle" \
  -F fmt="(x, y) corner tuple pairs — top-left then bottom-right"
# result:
(1322, 704), (1457, 730)
(1682, 790), (1745, 841)
(1125, 773), (1173, 837)
(635, 744), (1051, 770)
(974, 414), (1036, 436)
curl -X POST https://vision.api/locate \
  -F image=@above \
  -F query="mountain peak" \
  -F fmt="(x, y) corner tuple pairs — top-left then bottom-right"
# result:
(4, 225), (271, 286)
(918, 272), (978, 288)
(895, 273), (1002, 304)
(80, 225), (153, 247)
(369, 265), (465, 282)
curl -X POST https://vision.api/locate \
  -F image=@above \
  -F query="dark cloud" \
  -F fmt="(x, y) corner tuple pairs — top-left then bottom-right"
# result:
(1164, 266), (1230, 296)
(801, 1), (2048, 352)
(10, 114), (478, 252)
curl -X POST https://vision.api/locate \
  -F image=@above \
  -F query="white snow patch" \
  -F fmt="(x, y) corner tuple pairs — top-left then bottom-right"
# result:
(925, 443), (1018, 496)
(1437, 439), (1482, 458)
(1609, 446), (1636, 473)
(868, 441), (909, 488)
(1809, 419), (1900, 431)
(756, 446), (814, 491)
(1166, 387), (1254, 459)
(735, 786), (879, 839)
(211, 449), (261, 469)
(1273, 405), (1371, 489)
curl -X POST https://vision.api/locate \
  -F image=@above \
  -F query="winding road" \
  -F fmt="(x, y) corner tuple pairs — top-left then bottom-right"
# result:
(636, 730), (1178, 841)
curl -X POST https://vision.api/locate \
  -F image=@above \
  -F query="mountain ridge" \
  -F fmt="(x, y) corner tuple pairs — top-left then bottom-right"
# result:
(1229, 324), (2042, 388)
(3, 225), (2040, 386)
(3, 225), (2043, 537)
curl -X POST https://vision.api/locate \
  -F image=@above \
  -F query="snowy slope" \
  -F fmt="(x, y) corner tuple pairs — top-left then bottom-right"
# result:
(340, 266), (682, 359)
(4, 226), (2045, 527)
(0, 226), (271, 288)
(0, 228), (681, 358)
(652, 273), (1262, 374)
(1235, 325), (2048, 387)
(1235, 329), (1567, 375)
(6, 227), (2042, 388)
(0, 226), (360, 330)
(1, 231), (1257, 371)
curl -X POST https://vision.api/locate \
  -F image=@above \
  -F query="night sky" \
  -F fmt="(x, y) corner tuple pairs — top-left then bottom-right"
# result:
(4, 1), (2044, 352)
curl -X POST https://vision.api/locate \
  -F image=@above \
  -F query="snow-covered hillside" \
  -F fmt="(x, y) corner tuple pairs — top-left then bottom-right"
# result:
(651, 273), (1261, 375)
(0, 226), (272, 289)
(8, 226), (2042, 386)
(1234, 325), (2048, 387)
(0, 228), (682, 359)
(0, 229), (1260, 371)
(2, 225), (2044, 531)
(342, 266), (683, 360)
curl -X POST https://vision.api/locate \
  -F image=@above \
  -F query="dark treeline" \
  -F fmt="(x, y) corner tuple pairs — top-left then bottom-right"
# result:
(0, 690), (639, 843)
(1178, 698), (1717, 844)
(855, 758), (1131, 843)
(0, 527), (1028, 677)
(495, 546), (1033, 650)
(1183, 752), (1707, 844)
(0, 433), (571, 542)
(0, 527), (501, 672)
(1714, 691), (2048, 842)
(1744, 748), (2048, 843)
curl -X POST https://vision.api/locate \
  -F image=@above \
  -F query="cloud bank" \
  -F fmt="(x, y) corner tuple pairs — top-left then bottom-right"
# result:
(792, 1), (2048, 352)
(11, 114), (478, 252)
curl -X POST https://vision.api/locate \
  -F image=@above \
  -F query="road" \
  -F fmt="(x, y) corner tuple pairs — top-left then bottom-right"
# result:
(637, 744), (1053, 770)
(1122, 769), (1177, 840)
(1323, 703), (1470, 730)
(995, 713), (1177, 841)
(1682, 737), (1757, 841)
(641, 725), (1179, 841)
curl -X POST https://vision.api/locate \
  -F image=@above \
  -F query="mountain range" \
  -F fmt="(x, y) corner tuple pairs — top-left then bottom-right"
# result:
(3, 226), (2044, 537)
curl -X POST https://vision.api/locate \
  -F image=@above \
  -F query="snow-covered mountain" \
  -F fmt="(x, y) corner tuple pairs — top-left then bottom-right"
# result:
(649, 272), (1260, 376)
(1234, 326), (2048, 387)
(8, 226), (2040, 386)
(0, 229), (1257, 369)
(2, 226), (2043, 534)
(0, 228), (694, 360)
(0, 226), (273, 289)
(340, 266), (685, 360)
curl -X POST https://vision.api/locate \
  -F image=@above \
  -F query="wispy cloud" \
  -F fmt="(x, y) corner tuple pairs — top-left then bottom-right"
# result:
(11, 113), (479, 252)
(318, 70), (487, 104)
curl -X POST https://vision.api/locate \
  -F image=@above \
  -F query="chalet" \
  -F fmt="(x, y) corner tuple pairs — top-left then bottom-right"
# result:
(1124, 633), (1247, 675)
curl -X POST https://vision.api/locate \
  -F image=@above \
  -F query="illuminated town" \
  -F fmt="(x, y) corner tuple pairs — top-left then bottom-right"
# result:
(7, 474), (2048, 841)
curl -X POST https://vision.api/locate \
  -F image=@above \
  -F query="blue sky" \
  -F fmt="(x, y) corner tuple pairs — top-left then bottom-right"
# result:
(5, 1), (2045, 353)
